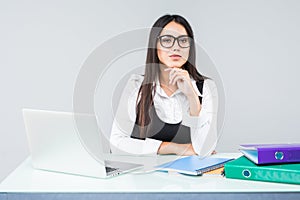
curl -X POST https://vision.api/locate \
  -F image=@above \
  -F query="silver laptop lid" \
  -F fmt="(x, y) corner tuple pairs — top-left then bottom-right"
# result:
(23, 109), (108, 178)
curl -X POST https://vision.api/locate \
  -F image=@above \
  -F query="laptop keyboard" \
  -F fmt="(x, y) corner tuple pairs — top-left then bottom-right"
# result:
(105, 166), (118, 173)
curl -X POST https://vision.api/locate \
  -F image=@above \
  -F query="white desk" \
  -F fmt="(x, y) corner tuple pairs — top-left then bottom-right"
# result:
(1, 153), (300, 200)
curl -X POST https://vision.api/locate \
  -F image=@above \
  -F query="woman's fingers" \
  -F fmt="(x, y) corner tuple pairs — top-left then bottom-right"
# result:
(167, 69), (186, 85)
(166, 68), (179, 84)
(171, 74), (185, 85)
(168, 70), (176, 84)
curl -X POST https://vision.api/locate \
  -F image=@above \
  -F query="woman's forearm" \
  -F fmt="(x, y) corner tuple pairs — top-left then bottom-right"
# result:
(187, 92), (201, 116)
(157, 142), (176, 154)
(158, 142), (196, 155)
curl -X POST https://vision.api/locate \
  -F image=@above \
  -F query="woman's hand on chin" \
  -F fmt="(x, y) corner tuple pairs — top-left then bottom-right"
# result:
(164, 68), (196, 98)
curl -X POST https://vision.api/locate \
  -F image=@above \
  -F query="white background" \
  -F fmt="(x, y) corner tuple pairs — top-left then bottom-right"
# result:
(1, 0), (300, 182)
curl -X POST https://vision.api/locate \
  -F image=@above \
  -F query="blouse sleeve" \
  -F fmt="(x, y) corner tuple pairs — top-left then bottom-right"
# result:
(182, 79), (218, 157)
(110, 74), (162, 155)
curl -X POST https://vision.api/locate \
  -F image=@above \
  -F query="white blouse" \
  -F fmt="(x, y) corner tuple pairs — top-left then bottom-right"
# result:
(110, 74), (218, 157)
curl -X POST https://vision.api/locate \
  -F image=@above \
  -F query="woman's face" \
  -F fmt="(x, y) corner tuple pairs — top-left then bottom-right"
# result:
(157, 21), (190, 69)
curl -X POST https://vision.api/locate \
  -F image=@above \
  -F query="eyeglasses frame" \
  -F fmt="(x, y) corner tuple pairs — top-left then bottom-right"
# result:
(157, 34), (191, 48)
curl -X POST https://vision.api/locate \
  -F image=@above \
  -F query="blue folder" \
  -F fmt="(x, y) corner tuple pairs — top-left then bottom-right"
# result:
(155, 156), (234, 176)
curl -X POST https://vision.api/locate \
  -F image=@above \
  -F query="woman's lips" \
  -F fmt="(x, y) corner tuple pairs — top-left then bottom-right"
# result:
(169, 54), (182, 58)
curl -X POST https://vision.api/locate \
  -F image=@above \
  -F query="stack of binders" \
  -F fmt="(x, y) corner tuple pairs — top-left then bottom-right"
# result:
(224, 143), (300, 184)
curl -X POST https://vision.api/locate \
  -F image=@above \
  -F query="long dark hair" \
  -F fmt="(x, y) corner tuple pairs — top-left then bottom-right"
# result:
(136, 14), (204, 137)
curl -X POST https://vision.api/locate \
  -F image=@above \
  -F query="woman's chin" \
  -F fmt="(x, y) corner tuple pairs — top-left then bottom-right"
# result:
(168, 65), (182, 69)
(166, 61), (186, 68)
(160, 62), (183, 69)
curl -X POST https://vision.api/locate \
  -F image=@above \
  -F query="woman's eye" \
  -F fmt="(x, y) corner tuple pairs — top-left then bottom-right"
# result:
(162, 39), (172, 43)
(180, 38), (188, 43)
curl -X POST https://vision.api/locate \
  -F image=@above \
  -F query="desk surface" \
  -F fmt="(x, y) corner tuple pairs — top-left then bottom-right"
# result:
(1, 153), (300, 194)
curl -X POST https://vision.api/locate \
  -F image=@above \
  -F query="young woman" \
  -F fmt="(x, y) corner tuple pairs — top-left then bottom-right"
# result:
(110, 14), (218, 156)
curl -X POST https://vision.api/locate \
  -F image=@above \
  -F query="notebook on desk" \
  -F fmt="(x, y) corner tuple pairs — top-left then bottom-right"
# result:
(155, 156), (233, 176)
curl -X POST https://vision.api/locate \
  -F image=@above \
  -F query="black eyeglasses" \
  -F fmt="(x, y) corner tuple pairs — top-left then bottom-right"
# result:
(157, 35), (191, 48)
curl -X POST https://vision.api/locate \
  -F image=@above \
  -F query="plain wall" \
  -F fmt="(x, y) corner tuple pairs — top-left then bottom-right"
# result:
(1, 0), (300, 182)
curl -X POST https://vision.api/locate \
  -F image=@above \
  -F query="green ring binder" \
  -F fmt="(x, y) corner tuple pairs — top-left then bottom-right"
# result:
(225, 156), (300, 184)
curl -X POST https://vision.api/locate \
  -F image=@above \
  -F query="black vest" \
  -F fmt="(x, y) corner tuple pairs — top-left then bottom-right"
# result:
(131, 80), (204, 144)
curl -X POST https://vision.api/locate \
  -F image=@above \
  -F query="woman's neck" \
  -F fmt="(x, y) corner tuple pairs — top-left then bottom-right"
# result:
(159, 70), (169, 85)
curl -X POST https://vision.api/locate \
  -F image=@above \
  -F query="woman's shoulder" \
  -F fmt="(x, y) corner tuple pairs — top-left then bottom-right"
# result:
(192, 77), (215, 85)
(128, 74), (143, 84)
(202, 78), (218, 98)
(191, 77), (217, 96)
(124, 74), (144, 91)
(203, 78), (216, 88)
(129, 74), (144, 82)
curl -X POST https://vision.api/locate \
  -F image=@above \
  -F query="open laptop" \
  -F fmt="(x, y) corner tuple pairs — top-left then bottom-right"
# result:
(22, 108), (143, 178)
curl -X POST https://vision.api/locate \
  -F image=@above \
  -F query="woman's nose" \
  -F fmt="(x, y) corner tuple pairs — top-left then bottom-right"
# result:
(172, 40), (180, 51)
